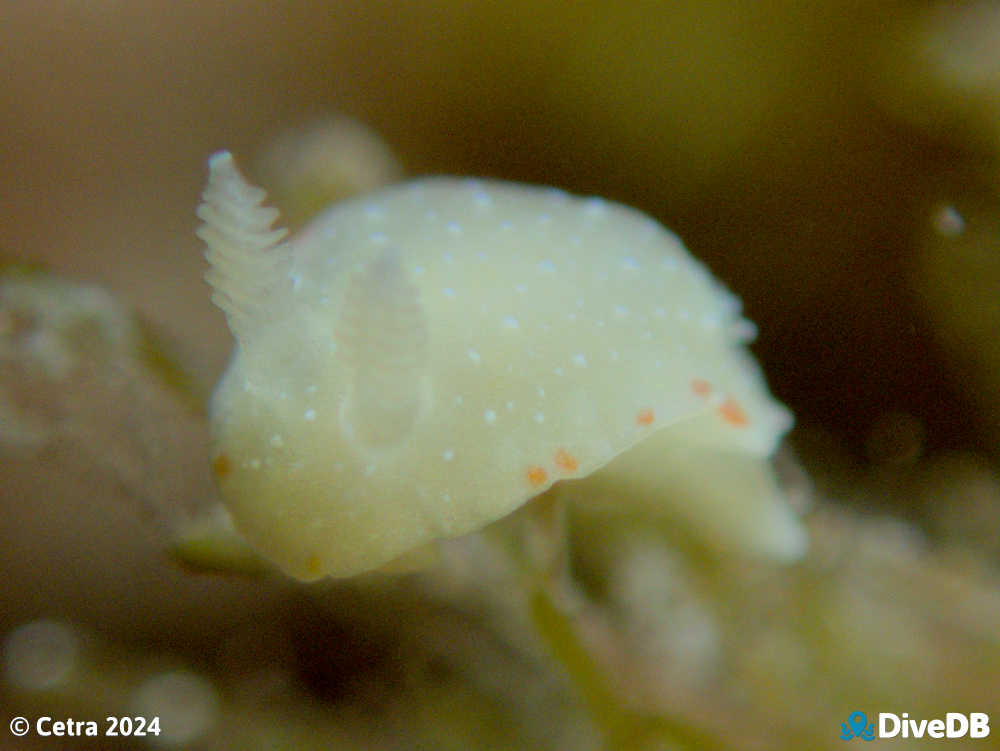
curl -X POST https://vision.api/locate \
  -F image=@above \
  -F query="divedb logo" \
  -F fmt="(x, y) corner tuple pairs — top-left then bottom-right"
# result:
(841, 711), (990, 741)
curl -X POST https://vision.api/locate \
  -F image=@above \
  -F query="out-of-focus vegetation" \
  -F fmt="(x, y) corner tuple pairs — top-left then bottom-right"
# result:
(2, 1), (999, 748)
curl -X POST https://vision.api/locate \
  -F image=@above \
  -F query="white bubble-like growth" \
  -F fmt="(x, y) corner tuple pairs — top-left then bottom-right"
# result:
(132, 670), (218, 747)
(3, 619), (79, 691)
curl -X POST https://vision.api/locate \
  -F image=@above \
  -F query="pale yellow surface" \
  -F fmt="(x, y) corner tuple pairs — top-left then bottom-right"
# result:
(200, 154), (802, 579)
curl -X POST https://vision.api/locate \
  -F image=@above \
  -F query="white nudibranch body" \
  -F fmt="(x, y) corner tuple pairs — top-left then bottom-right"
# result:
(198, 151), (806, 580)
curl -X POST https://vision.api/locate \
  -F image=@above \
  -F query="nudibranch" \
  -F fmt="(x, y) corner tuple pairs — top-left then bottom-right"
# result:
(198, 151), (806, 581)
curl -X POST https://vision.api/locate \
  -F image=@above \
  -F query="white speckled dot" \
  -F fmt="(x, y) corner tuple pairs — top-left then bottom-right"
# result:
(304, 409), (316, 421)
(454, 395), (463, 406)
(484, 409), (497, 424)
(502, 315), (519, 329)
(506, 401), (515, 411)
(443, 449), (455, 461)
(446, 222), (462, 235)
(932, 204), (965, 236)
(720, 293), (742, 316)
(305, 384), (317, 394)
(622, 257), (639, 270)
(534, 411), (545, 424)
(537, 260), (555, 273)
(467, 348), (481, 363)
(515, 283), (528, 293)
(572, 353), (587, 367)
(443, 287), (456, 298)
(732, 319), (758, 342)
(369, 231), (387, 244)
(614, 304), (629, 317)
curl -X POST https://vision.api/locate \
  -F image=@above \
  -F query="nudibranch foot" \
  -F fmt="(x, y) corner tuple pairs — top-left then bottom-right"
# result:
(557, 420), (808, 561)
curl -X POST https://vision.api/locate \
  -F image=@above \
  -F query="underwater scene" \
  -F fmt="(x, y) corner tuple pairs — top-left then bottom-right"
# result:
(2, 2), (999, 749)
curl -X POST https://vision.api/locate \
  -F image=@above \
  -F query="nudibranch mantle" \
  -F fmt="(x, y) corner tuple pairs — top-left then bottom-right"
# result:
(199, 151), (805, 580)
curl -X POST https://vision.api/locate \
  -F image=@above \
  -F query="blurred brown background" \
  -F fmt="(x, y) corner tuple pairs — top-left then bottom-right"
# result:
(3, 3), (1000, 748)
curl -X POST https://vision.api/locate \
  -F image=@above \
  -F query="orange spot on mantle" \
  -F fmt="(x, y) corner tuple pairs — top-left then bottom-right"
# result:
(554, 448), (579, 472)
(718, 398), (749, 427)
(635, 408), (655, 426)
(212, 453), (233, 478)
(691, 379), (713, 398)
(526, 466), (548, 488)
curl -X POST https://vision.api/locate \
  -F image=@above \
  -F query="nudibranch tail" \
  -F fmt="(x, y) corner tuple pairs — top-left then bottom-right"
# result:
(197, 151), (291, 342)
(338, 246), (430, 449)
